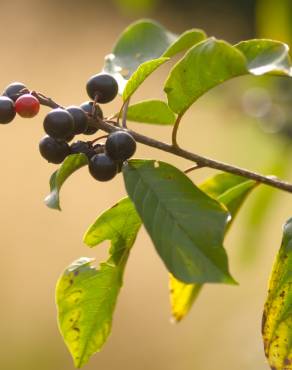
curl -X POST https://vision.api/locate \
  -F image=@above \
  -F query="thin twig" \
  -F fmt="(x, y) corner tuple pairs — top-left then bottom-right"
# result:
(31, 91), (62, 109)
(122, 99), (130, 128)
(184, 164), (203, 174)
(90, 135), (109, 144)
(172, 114), (183, 147)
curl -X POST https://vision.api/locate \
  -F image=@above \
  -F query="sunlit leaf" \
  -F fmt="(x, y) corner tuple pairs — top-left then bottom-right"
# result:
(103, 19), (176, 92)
(45, 154), (88, 211)
(235, 39), (292, 76)
(162, 29), (206, 58)
(122, 57), (169, 101)
(164, 38), (247, 115)
(164, 38), (292, 116)
(170, 173), (257, 322)
(56, 198), (141, 368)
(126, 100), (176, 125)
(123, 159), (235, 284)
(262, 218), (292, 370)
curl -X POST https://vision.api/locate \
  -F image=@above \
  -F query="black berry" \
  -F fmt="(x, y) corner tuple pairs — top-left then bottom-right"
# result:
(80, 101), (103, 135)
(0, 96), (16, 124)
(86, 73), (118, 103)
(66, 106), (88, 134)
(3, 82), (29, 101)
(70, 141), (96, 159)
(64, 131), (75, 143)
(88, 153), (118, 181)
(39, 136), (70, 164)
(105, 131), (136, 161)
(43, 108), (74, 140)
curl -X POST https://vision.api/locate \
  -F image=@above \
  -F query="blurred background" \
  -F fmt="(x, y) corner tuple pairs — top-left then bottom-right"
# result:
(1, 0), (292, 369)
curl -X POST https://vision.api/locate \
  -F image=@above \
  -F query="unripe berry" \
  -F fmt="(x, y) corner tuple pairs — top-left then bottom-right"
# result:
(0, 96), (16, 124)
(66, 106), (88, 134)
(3, 82), (29, 101)
(39, 136), (70, 164)
(86, 73), (118, 103)
(105, 131), (136, 161)
(70, 141), (96, 159)
(80, 101), (103, 135)
(15, 94), (40, 118)
(43, 108), (74, 140)
(89, 153), (118, 181)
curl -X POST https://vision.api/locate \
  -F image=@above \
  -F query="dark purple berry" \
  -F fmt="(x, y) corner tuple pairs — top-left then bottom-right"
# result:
(66, 106), (88, 134)
(39, 136), (70, 164)
(86, 73), (118, 103)
(80, 101), (103, 135)
(43, 108), (74, 140)
(70, 141), (96, 159)
(0, 96), (16, 124)
(88, 153), (117, 181)
(105, 131), (136, 161)
(3, 82), (29, 101)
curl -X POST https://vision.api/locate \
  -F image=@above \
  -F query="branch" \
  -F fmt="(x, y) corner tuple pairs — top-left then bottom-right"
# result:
(30, 91), (292, 194)
(96, 118), (292, 194)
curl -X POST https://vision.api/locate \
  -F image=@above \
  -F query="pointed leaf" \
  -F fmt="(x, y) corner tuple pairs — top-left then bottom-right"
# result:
(170, 173), (257, 322)
(123, 159), (234, 284)
(262, 218), (292, 370)
(235, 39), (292, 76)
(122, 57), (169, 101)
(45, 154), (88, 211)
(56, 198), (141, 368)
(126, 100), (176, 125)
(103, 19), (176, 92)
(165, 38), (292, 116)
(163, 29), (207, 58)
(164, 38), (247, 115)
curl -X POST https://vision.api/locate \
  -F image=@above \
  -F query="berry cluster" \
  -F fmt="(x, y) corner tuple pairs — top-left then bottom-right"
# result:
(0, 74), (137, 182)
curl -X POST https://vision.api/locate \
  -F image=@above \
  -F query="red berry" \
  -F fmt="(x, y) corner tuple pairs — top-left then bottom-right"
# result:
(15, 94), (40, 118)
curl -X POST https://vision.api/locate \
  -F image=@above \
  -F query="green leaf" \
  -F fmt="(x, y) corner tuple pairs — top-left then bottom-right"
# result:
(126, 100), (176, 125)
(164, 38), (292, 115)
(103, 19), (176, 92)
(122, 57), (169, 101)
(162, 29), (207, 58)
(235, 39), (292, 76)
(201, 173), (257, 231)
(262, 218), (292, 370)
(170, 173), (257, 322)
(56, 198), (141, 368)
(164, 38), (247, 115)
(45, 154), (88, 211)
(83, 197), (141, 248)
(123, 159), (234, 284)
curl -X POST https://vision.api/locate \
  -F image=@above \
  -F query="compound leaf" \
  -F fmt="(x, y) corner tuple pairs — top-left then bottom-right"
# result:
(56, 198), (141, 368)
(45, 154), (88, 211)
(170, 173), (257, 322)
(262, 218), (292, 370)
(123, 159), (234, 284)
(122, 57), (169, 101)
(126, 100), (176, 125)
